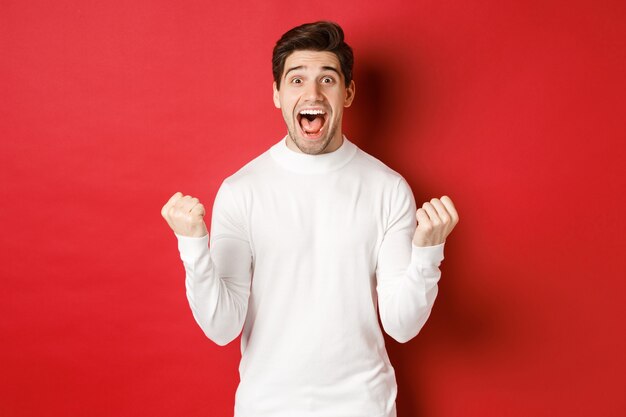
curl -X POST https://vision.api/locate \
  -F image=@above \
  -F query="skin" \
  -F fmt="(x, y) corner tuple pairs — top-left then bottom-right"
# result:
(161, 192), (207, 238)
(272, 50), (355, 155)
(162, 50), (459, 246)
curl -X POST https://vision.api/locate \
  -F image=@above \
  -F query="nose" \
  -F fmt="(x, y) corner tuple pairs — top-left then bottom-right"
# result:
(303, 81), (323, 102)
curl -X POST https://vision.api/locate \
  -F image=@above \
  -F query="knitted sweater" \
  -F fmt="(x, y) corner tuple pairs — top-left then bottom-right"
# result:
(176, 135), (444, 417)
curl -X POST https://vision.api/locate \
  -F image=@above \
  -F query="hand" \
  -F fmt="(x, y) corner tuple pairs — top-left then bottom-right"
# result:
(161, 192), (208, 237)
(412, 195), (459, 247)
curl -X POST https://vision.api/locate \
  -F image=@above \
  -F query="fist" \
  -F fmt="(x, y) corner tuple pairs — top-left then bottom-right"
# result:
(413, 195), (459, 247)
(161, 192), (208, 238)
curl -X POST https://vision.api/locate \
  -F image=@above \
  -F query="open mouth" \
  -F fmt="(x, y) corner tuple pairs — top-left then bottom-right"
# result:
(297, 108), (327, 139)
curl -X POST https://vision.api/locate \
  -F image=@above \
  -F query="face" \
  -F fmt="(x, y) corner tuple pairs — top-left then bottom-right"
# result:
(273, 50), (356, 155)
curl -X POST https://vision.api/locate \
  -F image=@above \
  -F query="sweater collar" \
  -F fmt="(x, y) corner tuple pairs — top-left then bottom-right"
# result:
(269, 134), (357, 174)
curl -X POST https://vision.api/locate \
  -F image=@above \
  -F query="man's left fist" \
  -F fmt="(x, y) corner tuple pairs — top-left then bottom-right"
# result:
(412, 195), (459, 247)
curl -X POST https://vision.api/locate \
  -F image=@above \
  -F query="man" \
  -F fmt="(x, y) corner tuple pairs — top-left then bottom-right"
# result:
(161, 21), (458, 417)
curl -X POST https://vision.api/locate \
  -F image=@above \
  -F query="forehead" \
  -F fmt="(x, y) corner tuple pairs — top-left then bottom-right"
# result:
(282, 50), (341, 76)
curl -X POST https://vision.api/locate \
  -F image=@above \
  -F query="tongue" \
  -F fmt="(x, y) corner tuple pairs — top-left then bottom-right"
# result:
(301, 115), (324, 134)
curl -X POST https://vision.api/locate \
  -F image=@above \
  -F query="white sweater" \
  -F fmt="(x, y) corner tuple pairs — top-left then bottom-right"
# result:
(176, 135), (444, 417)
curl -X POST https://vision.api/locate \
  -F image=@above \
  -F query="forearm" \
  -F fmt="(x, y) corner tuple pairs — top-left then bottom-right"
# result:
(377, 242), (444, 343)
(177, 234), (252, 346)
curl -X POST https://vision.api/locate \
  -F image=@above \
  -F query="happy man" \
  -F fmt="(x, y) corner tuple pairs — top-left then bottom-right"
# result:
(161, 21), (459, 417)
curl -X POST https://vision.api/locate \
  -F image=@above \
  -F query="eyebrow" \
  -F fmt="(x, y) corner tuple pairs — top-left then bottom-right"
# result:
(284, 65), (341, 78)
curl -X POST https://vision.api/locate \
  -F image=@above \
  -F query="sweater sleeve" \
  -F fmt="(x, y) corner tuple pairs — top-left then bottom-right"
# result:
(375, 176), (445, 343)
(175, 181), (253, 346)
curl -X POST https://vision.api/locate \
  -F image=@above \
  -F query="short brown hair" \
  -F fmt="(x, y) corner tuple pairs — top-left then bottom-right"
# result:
(272, 21), (354, 90)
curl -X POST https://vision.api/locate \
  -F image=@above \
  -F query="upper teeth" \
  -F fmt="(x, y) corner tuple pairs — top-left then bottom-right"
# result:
(299, 109), (325, 115)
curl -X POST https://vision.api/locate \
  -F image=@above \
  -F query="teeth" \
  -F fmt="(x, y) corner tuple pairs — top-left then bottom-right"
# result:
(299, 109), (325, 115)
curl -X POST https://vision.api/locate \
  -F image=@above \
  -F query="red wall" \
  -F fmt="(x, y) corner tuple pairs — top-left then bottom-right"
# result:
(2, 1), (624, 416)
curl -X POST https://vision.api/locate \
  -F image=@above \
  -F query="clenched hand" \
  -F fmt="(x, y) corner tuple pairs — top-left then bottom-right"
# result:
(412, 195), (459, 247)
(161, 192), (208, 238)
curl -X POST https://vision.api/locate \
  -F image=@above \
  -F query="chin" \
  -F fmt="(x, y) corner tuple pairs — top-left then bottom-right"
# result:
(294, 139), (328, 155)
(297, 138), (330, 155)
(288, 129), (333, 155)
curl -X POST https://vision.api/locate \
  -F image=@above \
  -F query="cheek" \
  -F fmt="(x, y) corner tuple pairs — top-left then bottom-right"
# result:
(280, 95), (294, 110)
(281, 107), (294, 123)
(330, 93), (347, 109)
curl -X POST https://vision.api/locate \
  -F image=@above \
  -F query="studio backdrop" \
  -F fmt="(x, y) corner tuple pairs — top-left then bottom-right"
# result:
(1, 1), (624, 416)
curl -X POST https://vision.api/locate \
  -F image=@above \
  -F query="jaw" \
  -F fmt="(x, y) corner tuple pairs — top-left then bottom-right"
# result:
(288, 113), (341, 155)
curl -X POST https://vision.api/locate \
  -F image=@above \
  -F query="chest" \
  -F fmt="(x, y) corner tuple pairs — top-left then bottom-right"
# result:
(247, 177), (385, 261)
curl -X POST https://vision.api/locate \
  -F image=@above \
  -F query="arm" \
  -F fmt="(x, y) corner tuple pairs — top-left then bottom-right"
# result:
(376, 177), (456, 343)
(162, 182), (252, 346)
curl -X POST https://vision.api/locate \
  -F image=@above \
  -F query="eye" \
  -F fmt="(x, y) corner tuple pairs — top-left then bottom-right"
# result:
(291, 77), (303, 84)
(321, 76), (334, 84)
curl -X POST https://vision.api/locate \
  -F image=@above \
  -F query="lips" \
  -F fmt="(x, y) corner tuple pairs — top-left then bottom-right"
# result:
(297, 108), (327, 139)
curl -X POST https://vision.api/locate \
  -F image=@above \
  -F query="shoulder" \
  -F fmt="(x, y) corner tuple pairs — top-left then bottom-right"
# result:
(210, 146), (274, 216)
(221, 146), (274, 190)
(351, 144), (409, 187)
(349, 144), (417, 210)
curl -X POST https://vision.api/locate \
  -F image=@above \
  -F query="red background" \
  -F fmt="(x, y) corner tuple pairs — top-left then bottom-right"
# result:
(2, 1), (625, 416)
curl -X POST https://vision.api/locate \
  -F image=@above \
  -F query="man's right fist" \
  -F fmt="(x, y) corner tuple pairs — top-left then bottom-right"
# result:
(161, 192), (208, 237)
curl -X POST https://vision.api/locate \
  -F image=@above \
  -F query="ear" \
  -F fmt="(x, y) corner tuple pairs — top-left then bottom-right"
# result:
(344, 80), (356, 108)
(273, 81), (281, 108)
